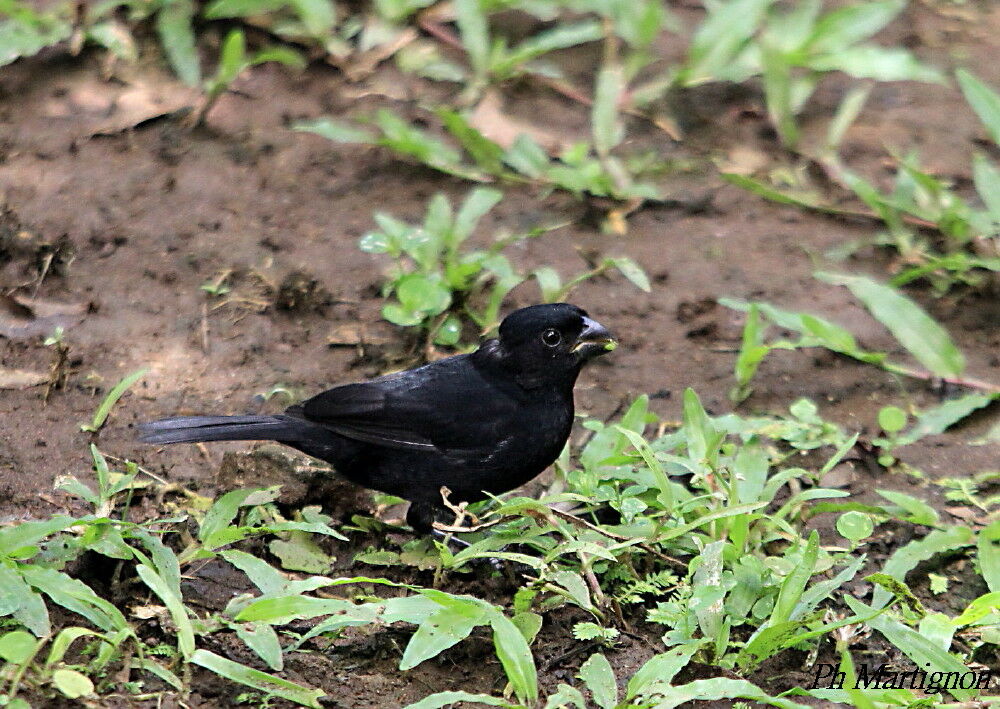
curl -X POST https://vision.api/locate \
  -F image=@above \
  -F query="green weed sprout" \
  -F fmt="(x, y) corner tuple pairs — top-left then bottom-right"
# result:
(665, 0), (943, 149)
(360, 187), (649, 348)
(192, 29), (305, 127)
(0, 0), (71, 66)
(453, 0), (602, 98)
(725, 70), (1000, 292)
(296, 104), (660, 209)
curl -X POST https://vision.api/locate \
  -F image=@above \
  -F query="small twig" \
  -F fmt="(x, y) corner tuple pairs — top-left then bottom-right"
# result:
(200, 301), (210, 355)
(44, 338), (70, 403)
(416, 14), (464, 51)
(195, 442), (212, 464)
(102, 454), (170, 486)
(610, 596), (628, 631)
(541, 639), (599, 672)
(581, 560), (605, 607)
(433, 518), (502, 533)
(881, 363), (1000, 395)
(339, 27), (419, 82)
(439, 486), (473, 525)
(415, 14), (671, 139)
(31, 252), (54, 299)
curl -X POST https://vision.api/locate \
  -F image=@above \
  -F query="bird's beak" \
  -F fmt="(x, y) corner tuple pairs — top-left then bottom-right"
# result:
(572, 316), (617, 360)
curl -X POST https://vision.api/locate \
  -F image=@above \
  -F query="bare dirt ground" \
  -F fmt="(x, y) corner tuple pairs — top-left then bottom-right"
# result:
(1, 2), (998, 706)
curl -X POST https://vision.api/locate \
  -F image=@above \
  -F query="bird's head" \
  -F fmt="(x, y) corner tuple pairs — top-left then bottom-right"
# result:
(480, 303), (616, 389)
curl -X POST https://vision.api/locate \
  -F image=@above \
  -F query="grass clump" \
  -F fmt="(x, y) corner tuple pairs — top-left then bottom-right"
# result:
(358, 187), (649, 348)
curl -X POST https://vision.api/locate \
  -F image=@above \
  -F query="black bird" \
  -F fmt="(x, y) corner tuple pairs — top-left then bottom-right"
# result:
(138, 303), (616, 532)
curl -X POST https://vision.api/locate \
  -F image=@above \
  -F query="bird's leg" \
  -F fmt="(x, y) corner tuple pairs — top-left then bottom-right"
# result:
(405, 500), (439, 534)
(432, 528), (503, 572)
(432, 528), (471, 549)
(409, 495), (503, 571)
(438, 486), (480, 528)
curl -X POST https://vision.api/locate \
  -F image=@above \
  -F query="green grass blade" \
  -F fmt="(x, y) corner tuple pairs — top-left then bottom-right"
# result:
(815, 273), (964, 378)
(0, 564), (50, 636)
(978, 521), (1000, 593)
(640, 677), (810, 709)
(593, 65), (625, 157)
(400, 599), (486, 670)
(972, 153), (1000, 221)
(825, 84), (871, 153)
(232, 622), (283, 671)
(896, 393), (998, 447)
(792, 551), (865, 621)
(135, 658), (183, 690)
(808, 46), (944, 84)
(454, 0), (489, 80)
(293, 117), (375, 144)
(771, 530), (818, 625)
(607, 257), (651, 292)
(156, 0), (200, 85)
(957, 69), (1000, 146)
(806, 0), (904, 53)
(656, 503), (768, 544)
(488, 609), (538, 705)
(402, 692), (516, 709)
(0, 516), (75, 557)
(843, 597), (976, 701)
(626, 644), (701, 700)
(876, 489), (939, 526)
(20, 566), (129, 633)
(82, 368), (147, 433)
(578, 653), (616, 709)
(199, 487), (280, 547)
(191, 649), (324, 707)
(136, 563), (195, 659)
(203, 0), (287, 18)
(871, 526), (973, 609)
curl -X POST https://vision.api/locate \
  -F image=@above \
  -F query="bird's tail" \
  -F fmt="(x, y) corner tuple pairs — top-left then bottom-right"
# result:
(137, 415), (304, 445)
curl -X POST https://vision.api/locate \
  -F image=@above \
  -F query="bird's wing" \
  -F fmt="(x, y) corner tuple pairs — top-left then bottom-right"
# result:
(297, 356), (516, 456)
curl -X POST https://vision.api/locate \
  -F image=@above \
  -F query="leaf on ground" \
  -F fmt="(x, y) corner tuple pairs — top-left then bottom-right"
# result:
(89, 76), (198, 136)
(0, 368), (47, 389)
(0, 295), (87, 340)
(337, 26), (419, 83)
(269, 533), (333, 574)
(468, 89), (569, 155)
(718, 146), (770, 176)
(326, 322), (395, 346)
(5, 64), (195, 152)
(896, 393), (999, 447)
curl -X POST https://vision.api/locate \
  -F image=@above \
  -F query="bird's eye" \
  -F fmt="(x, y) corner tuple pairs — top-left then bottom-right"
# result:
(541, 328), (562, 347)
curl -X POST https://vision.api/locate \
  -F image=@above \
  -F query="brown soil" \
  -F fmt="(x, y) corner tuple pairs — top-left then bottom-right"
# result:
(1, 2), (998, 707)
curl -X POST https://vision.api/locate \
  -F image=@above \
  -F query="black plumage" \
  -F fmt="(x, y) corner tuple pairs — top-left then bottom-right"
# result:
(138, 303), (615, 532)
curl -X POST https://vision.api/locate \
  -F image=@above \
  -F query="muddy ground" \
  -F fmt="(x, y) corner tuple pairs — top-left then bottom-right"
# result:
(0, 1), (999, 706)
